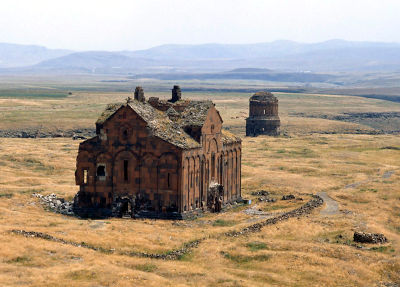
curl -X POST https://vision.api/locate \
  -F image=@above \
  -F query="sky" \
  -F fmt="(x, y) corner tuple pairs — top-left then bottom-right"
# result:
(0, 0), (399, 51)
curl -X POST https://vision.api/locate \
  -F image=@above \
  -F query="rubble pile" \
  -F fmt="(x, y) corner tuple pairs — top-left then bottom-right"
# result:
(354, 231), (387, 244)
(251, 190), (276, 202)
(282, 194), (296, 200)
(32, 193), (74, 216)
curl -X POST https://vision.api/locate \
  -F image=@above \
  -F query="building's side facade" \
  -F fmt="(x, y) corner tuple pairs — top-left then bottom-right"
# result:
(75, 97), (241, 218)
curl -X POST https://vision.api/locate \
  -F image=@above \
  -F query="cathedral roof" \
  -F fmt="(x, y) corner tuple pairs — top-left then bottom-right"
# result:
(97, 98), (236, 150)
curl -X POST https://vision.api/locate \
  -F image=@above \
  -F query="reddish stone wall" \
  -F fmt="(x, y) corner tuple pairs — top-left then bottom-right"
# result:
(76, 103), (241, 217)
(76, 105), (182, 213)
(180, 106), (241, 212)
(249, 100), (278, 117)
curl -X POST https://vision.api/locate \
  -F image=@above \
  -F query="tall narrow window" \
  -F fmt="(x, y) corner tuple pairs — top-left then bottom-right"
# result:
(263, 109), (266, 114)
(167, 173), (170, 188)
(124, 160), (128, 181)
(211, 154), (215, 179)
(83, 169), (88, 184)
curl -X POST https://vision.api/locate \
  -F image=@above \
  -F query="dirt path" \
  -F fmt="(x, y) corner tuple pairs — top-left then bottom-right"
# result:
(317, 192), (339, 216)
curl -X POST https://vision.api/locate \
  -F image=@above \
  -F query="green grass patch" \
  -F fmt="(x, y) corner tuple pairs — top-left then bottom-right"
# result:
(369, 246), (394, 253)
(178, 252), (194, 262)
(6, 256), (32, 264)
(287, 148), (317, 158)
(221, 251), (271, 264)
(213, 219), (236, 227)
(0, 193), (13, 198)
(135, 263), (157, 272)
(67, 270), (97, 280)
(246, 241), (268, 251)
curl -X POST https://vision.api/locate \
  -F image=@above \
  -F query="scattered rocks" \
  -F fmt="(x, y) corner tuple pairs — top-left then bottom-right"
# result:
(354, 231), (387, 244)
(251, 190), (276, 202)
(251, 190), (270, 196)
(32, 193), (74, 216)
(258, 197), (276, 203)
(282, 194), (295, 200)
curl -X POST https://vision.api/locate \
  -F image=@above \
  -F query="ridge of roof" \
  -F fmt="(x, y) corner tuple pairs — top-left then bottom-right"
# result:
(95, 98), (240, 149)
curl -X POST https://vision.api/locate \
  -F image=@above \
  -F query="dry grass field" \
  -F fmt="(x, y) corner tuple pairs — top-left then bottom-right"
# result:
(0, 88), (400, 286)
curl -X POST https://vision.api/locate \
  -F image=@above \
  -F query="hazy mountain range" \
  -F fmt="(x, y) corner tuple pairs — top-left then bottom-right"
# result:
(1, 40), (400, 76)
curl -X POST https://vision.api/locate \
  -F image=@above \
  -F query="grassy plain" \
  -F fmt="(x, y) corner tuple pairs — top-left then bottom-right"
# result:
(0, 81), (399, 286)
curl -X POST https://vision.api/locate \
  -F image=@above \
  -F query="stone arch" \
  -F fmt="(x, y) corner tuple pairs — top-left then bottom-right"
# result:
(189, 156), (195, 210)
(233, 149), (238, 199)
(227, 150), (233, 201)
(200, 155), (206, 206)
(195, 155), (201, 208)
(184, 157), (190, 211)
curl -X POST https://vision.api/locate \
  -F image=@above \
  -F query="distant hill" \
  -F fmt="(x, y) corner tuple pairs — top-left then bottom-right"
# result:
(0, 43), (72, 68)
(33, 51), (158, 73)
(1, 40), (400, 74)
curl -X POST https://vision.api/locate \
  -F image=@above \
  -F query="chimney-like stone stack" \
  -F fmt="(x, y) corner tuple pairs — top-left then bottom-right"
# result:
(170, 85), (182, 103)
(134, 86), (145, 102)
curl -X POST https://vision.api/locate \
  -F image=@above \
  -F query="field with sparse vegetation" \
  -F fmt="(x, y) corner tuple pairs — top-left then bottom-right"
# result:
(0, 78), (399, 286)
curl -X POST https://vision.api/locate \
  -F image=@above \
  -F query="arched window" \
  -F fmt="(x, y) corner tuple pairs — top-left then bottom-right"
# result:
(97, 165), (105, 176)
(97, 165), (106, 181)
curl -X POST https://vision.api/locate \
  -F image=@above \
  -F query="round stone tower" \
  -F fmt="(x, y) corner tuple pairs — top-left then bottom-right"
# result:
(246, 91), (280, 136)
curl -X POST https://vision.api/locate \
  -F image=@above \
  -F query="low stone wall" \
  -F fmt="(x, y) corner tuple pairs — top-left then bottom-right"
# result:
(16, 194), (324, 260)
(225, 194), (324, 237)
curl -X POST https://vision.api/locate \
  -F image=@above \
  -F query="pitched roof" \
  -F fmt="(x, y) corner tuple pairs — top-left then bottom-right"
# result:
(96, 101), (201, 149)
(177, 100), (215, 127)
(221, 129), (242, 144)
(96, 98), (239, 149)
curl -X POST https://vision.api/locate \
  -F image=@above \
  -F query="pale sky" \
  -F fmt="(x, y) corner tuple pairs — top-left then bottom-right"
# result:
(0, 0), (399, 51)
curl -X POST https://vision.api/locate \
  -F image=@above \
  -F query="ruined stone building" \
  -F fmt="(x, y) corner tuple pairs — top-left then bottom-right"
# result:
(246, 91), (280, 136)
(74, 86), (242, 219)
